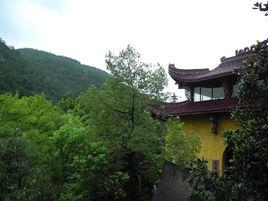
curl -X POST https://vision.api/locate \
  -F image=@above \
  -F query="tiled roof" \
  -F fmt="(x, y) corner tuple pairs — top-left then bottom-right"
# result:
(150, 98), (239, 116)
(169, 53), (252, 84)
(160, 39), (267, 116)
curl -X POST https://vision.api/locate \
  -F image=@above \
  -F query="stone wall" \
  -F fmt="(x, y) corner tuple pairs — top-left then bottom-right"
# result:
(151, 162), (190, 201)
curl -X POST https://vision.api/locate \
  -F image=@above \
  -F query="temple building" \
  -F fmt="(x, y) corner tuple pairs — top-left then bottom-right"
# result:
(152, 45), (260, 174)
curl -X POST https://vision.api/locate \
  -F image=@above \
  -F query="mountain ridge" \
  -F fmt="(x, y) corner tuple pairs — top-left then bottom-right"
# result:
(0, 39), (108, 101)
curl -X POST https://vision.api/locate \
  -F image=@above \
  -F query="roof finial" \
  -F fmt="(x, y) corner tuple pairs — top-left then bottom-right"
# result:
(235, 38), (268, 56)
(171, 93), (178, 103)
(169, 63), (175, 69)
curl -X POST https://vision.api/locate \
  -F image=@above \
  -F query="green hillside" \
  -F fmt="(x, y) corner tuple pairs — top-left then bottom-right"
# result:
(0, 39), (108, 101)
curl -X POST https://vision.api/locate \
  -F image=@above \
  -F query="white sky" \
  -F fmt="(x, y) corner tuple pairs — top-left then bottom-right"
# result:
(0, 0), (267, 100)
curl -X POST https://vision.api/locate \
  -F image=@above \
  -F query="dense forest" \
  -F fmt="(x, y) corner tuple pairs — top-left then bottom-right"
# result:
(0, 38), (108, 101)
(0, 39), (200, 200)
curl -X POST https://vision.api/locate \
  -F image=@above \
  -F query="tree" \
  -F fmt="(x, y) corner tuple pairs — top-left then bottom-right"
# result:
(0, 93), (63, 200)
(76, 45), (168, 201)
(0, 92), (129, 201)
(254, 1), (268, 16)
(164, 118), (200, 169)
(223, 39), (268, 200)
(50, 116), (128, 201)
(105, 45), (167, 99)
(188, 40), (268, 201)
(0, 130), (31, 201)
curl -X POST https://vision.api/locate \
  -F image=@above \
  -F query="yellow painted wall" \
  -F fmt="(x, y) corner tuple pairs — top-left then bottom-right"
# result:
(180, 113), (239, 175)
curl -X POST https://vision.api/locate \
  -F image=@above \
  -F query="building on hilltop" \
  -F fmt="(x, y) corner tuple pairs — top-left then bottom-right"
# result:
(151, 40), (268, 175)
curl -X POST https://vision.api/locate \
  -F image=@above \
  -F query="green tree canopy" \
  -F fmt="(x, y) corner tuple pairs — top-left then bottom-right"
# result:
(75, 45), (168, 201)
(164, 118), (200, 169)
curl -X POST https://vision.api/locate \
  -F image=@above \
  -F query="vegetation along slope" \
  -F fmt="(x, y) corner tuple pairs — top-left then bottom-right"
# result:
(0, 38), (108, 101)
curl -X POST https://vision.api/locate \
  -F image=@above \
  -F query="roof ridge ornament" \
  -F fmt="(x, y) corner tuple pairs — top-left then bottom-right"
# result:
(169, 63), (175, 69)
(220, 56), (226, 62)
(235, 38), (268, 56)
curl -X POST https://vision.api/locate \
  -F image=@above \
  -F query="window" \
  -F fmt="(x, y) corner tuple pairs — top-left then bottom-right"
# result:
(212, 160), (219, 174)
(193, 87), (224, 102)
(201, 87), (212, 101)
(212, 87), (224, 100)
(194, 87), (201, 102)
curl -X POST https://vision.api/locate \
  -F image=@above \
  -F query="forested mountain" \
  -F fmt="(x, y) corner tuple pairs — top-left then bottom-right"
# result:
(0, 39), (33, 96)
(0, 45), (171, 201)
(0, 39), (108, 101)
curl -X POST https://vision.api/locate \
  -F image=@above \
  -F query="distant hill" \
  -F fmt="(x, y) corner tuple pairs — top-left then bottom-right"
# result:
(0, 39), (108, 101)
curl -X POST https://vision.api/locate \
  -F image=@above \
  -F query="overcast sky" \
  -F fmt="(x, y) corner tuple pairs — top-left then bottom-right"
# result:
(0, 0), (267, 100)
